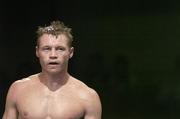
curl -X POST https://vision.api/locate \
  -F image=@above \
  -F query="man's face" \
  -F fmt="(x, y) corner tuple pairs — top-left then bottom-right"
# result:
(36, 34), (74, 74)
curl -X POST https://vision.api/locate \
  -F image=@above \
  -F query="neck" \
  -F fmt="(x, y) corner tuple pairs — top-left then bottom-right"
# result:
(38, 71), (69, 91)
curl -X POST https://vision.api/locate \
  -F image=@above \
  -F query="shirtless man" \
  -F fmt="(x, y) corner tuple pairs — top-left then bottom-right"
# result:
(3, 20), (102, 119)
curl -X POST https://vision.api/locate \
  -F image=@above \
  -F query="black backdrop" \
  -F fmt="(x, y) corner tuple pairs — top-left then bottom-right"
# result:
(1, 0), (180, 118)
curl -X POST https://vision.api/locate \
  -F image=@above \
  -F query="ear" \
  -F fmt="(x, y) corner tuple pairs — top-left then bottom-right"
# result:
(69, 47), (74, 59)
(36, 46), (39, 58)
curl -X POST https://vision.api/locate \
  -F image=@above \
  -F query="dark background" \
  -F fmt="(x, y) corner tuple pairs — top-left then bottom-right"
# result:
(1, 0), (180, 118)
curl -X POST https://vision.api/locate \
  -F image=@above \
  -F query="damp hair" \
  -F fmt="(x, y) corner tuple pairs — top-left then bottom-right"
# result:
(36, 20), (73, 47)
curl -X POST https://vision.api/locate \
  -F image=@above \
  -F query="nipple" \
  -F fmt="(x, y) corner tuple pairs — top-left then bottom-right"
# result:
(23, 111), (29, 118)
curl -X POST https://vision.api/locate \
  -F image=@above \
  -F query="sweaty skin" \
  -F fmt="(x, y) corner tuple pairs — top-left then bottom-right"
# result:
(3, 34), (102, 119)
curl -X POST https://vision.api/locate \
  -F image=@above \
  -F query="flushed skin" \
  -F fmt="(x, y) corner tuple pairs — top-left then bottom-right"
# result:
(2, 33), (102, 119)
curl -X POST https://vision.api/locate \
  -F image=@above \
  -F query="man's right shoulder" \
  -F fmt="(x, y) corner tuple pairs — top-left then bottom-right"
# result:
(6, 74), (38, 103)
(9, 74), (38, 91)
(6, 78), (29, 102)
(8, 79), (27, 94)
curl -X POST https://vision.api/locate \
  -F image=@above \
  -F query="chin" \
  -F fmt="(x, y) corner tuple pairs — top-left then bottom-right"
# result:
(47, 69), (63, 75)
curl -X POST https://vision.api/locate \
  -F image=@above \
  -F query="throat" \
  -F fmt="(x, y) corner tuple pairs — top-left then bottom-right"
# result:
(39, 73), (69, 91)
(48, 81), (64, 91)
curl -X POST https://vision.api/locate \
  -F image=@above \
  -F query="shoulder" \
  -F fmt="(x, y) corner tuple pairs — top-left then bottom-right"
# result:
(70, 77), (102, 118)
(7, 74), (38, 95)
(69, 77), (101, 105)
(5, 78), (28, 103)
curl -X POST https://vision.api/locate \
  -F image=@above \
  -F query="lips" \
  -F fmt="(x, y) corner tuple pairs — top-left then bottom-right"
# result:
(49, 62), (58, 64)
(48, 61), (59, 65)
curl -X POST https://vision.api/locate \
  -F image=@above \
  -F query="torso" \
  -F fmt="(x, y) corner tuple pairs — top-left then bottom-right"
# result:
(15, 74), (88, 119)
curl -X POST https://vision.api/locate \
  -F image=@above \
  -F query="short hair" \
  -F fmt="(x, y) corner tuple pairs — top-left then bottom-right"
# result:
(36, 20), (73, 47)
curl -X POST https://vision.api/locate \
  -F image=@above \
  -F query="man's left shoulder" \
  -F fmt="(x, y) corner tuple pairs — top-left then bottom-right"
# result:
(70, 77), (102, 117)
(71, 77), (100, 101)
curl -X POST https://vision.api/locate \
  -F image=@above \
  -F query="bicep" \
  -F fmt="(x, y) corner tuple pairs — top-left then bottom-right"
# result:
(3, 106), (18, 119)
(84, 90), (102, 119)
(3, 82), (19, 119)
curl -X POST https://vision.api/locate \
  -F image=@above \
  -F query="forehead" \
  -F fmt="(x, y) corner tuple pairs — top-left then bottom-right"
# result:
(38, 34), (69, 47)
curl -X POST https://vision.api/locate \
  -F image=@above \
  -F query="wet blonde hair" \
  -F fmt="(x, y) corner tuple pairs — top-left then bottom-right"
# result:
(36, 20), (73, 47)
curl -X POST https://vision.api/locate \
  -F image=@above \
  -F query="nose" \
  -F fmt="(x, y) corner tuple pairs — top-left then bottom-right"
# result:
(49, 49), (58, 59)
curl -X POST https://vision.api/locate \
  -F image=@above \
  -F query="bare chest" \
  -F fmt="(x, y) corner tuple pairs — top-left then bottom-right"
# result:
(16, 89), (84, 119)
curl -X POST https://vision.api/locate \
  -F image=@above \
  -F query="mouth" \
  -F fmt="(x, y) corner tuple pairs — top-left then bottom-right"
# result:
(48, 62), (59, 66)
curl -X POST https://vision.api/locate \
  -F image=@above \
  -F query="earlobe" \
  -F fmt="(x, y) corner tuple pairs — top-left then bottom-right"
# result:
(69, 47), (74, 59)
(36, 46), (39, 58)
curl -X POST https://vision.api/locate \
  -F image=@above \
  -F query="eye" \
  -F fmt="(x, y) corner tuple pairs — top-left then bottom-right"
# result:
(56, 47), (65, 51)
(42, 47), (51, 51)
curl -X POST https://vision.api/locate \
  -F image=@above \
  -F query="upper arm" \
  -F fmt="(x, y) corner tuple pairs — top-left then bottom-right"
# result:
(3, 81), (19, 119)
(84, 89), (102, 119)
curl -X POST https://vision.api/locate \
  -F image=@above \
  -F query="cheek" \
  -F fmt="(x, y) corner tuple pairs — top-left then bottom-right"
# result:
(38, 54), (48, 63)
(64, 54), (71, 61)
(59, 52), (70, 59)
(39, 58), (45, 66)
